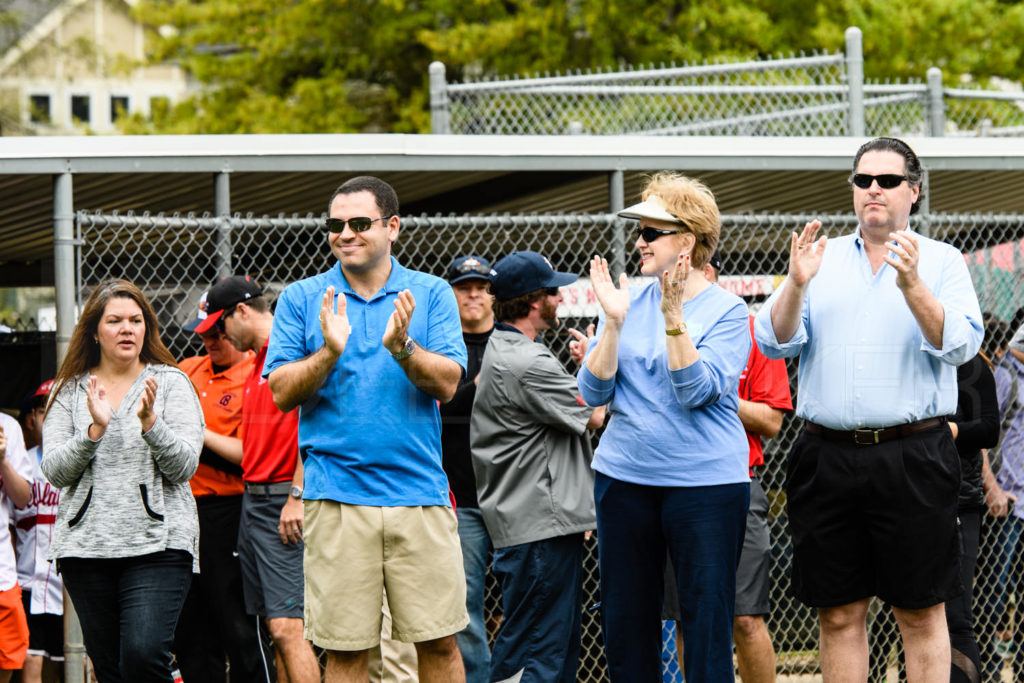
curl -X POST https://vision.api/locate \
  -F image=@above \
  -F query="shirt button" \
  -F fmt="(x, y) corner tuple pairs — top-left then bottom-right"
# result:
(860, 338), (866, 343)
(856, 394), (861, 399)
(201, 392), (207, 397)
(857, 365), (863, 371)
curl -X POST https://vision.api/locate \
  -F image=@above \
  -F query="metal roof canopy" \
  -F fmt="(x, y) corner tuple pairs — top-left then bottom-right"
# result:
(6, 134), (1024, 173)
(6, 133), (1024, 290)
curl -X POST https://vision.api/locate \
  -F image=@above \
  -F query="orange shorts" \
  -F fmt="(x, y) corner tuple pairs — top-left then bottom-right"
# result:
(0, 585), (29, 669)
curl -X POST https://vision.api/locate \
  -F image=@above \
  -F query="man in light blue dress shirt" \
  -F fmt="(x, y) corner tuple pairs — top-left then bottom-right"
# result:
(754, 137), (982, 683)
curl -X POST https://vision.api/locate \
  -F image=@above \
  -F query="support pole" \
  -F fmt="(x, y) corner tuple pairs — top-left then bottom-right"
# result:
(214, 171), (231, 277)
(845, 26), (865, 137)
(927, 67), (946, 137)
(54, 172), (87, 683)
(609, 170), (625, 278)
(429, 62), (451, 135)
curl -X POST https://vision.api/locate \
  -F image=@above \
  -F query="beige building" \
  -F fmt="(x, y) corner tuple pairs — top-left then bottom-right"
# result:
(0, 0), (188, 135)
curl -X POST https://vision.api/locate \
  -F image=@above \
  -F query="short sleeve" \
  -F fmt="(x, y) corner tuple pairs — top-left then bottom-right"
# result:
(264, 283), (312, 378)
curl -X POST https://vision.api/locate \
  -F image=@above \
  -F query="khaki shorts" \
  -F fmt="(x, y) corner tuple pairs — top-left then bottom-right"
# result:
(303, 501), (469, 650)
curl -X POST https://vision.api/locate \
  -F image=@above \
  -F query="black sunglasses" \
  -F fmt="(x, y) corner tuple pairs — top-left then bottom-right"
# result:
(850, 173), (907, 190)
(635, 226), (678, 243)
(325, 215), (393, 233)
(545, 287), (561, 295)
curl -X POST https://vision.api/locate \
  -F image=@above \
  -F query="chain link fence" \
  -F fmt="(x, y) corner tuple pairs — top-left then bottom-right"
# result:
(76, 208), (1024, 680)
(431, 29), (1024, 139)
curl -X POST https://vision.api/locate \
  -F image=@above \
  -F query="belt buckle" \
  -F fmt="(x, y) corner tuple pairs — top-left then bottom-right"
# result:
(853, 428), (880, 445)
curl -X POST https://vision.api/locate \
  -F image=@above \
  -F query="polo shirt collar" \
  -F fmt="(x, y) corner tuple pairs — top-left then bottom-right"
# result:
(332, 256), (411, 301)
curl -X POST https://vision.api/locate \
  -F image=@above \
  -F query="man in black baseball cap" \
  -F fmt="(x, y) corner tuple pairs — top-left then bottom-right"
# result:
(470, 251), (604, 681)
(191, 276), (263, 335)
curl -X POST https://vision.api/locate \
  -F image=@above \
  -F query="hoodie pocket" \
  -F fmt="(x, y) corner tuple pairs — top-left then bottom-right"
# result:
(67, 486), (93, 528)
(139, 484), (165, 522)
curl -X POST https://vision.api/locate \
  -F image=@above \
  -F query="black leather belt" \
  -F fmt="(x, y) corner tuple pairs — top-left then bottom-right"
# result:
(804, 417), (947, 446)
(244, 482), (292, 496)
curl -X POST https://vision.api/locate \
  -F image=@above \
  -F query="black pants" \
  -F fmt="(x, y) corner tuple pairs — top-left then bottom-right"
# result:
(947, 509), (981, 683)
(173, 495), (275, 683)
(62, 550), (192, 683)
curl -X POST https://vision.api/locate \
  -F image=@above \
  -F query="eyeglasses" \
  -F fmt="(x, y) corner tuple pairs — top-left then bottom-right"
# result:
(850, 173), (907, 190)
(635, 226), (678, 243)
(324, 216), (393, 233)
(545, 287), (561, 295)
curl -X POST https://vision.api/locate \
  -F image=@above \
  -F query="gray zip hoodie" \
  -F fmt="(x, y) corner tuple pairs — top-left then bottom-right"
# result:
(41, 364), (203, 571)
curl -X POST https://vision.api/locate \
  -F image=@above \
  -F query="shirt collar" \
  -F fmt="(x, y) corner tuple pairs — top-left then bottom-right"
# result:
(332, 256), (410, 300)
(854, 222), (917, 248)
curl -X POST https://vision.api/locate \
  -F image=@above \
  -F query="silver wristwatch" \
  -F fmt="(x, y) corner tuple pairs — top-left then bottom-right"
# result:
(391, 337), (415, 361)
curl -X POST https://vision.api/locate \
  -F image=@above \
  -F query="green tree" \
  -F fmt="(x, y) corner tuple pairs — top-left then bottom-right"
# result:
(124, 0), (1024, 135)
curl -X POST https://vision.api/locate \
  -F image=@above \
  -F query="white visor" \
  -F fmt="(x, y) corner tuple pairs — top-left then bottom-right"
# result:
(617, 195), (683, 224)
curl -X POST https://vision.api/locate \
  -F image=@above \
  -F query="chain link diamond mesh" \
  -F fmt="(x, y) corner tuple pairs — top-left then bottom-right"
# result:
(77, 209), (1024, 680)
(447, 53), (850, 137)
(442, 55), (1024, 139)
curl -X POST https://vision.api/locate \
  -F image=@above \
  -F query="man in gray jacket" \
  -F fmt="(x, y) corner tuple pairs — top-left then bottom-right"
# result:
(470, 250), (605, 683)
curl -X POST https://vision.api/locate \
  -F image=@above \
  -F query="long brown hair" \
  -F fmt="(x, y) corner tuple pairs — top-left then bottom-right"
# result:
(48, 279), (178, 413)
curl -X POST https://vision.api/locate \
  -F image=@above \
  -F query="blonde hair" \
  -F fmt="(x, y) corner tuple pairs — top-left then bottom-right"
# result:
(641, 172), (721, 269)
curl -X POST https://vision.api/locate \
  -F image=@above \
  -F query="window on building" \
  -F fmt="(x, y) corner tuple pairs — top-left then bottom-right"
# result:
(71, 95), (90, 124)
(110, 96), (129, 122)
(29, 95), (51, 123)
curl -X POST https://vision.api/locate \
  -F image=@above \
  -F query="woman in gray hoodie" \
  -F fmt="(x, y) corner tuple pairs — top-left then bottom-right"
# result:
(42, 279), (203, 682)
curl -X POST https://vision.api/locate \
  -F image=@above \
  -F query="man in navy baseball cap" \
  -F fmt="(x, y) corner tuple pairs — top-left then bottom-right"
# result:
(489, 250), (577, 302)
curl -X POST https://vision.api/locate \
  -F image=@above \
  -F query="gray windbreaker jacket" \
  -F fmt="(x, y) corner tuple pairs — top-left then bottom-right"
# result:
(41, 364), (203, 571)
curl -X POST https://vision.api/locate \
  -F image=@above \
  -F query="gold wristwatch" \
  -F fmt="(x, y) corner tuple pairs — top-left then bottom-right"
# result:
(665, 322), (688, 336)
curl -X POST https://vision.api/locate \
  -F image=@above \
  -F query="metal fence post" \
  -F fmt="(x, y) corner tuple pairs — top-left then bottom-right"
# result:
(609, 170), (625, 278)
(927, 67), (945, 137)
(214, 171), (232, 277)
(429, 61), (451, 135)
(917, 169), (931, 238)
(845, 26), (865, 137)
(54, 172), (87, 683)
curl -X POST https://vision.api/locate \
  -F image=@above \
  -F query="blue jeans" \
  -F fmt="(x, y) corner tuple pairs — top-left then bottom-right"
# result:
(490, 534), (585, 683)
(61, 550), (193, 683)
(595, 473), (748, 683)
(456, 507), (492, 683)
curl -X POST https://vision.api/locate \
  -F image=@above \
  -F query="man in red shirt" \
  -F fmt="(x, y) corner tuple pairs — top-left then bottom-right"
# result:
(195, 276), (319, 683)
(175, 292), (271, 683)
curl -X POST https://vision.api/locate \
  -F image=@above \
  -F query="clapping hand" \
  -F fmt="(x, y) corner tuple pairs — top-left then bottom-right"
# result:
(86, 375), (112, 440)
(789, 220), (827, 287)
(660, 254), (689, 324)
(383, 290), (416, 355)
(136, 376), (158, 433)
(320, 286), (351, 356)
(590, 256), (630, 325)
(883, 230), (922, 291)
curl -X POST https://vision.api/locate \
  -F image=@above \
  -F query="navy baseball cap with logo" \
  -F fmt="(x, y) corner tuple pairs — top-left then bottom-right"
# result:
(489, 250), (577, 301)
(446, 255), (492, 285)
(192, 275), (263, 334)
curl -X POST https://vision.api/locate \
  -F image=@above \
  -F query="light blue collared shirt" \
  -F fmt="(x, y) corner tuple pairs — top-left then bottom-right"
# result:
(754, 227), (982, 430)
(578, 279), (751, 487)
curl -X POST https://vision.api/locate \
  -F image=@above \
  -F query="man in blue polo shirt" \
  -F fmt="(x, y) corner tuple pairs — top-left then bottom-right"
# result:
(264, 176), (469, 682)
